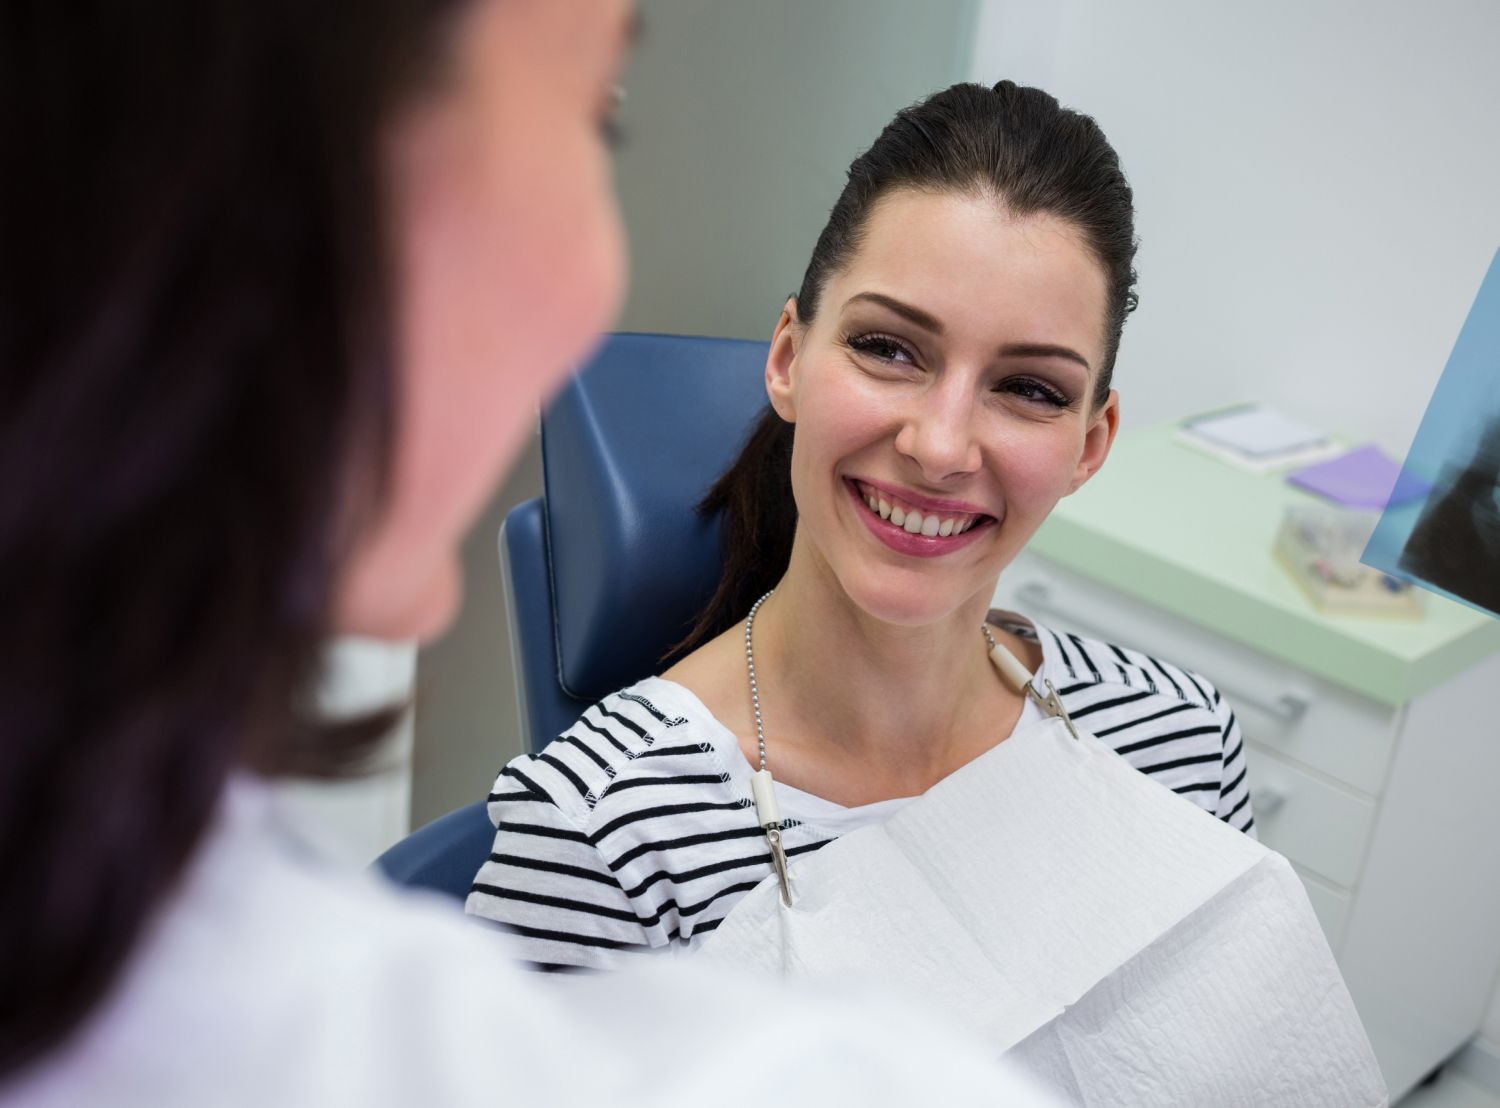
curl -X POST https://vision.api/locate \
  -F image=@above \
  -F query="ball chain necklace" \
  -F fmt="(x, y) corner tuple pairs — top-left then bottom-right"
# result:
(744, 588), (1081, 908)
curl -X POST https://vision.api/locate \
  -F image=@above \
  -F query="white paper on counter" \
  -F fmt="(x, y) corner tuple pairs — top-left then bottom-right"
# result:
(700, 716), (1387, 1107)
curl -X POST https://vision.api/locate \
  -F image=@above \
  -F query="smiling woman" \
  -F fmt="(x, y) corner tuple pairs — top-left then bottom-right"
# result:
(466, 81), (1254, 970)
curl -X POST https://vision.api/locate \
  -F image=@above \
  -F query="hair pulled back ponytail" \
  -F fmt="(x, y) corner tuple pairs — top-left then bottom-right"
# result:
(671, 79), (1138, 657)
(671, 407), (796, 657)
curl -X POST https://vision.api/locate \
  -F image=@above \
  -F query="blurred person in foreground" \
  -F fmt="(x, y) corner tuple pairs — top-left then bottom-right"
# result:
(0, 1), (1058, 1104)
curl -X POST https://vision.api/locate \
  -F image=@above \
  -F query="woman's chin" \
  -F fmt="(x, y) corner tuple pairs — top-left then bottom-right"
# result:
(334, 556), (462, 645)
(837, 569), (987, 630)
(403, 572), (462, 644)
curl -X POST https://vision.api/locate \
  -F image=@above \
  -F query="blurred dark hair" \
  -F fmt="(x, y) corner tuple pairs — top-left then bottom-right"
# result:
(0, 0), (462, 1074)
(677, 80), (1139, 656)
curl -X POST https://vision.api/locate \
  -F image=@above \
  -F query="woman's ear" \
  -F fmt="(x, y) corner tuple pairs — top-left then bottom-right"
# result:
(1066, 389), (1120, 495)
(765, 298), (800, 423)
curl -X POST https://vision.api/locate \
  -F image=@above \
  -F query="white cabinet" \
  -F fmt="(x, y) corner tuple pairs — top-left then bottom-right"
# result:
(996, 551), (1500, 1102)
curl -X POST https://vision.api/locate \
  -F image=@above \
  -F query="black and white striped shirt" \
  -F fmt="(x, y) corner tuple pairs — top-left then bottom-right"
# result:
(465, 612), (1255, 970)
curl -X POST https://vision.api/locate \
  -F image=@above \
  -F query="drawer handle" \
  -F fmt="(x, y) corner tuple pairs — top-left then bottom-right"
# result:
(1011, 581), (1311, 725)
(1014, 581), (1111, 640)
(1250, 785), (1286, 819)
(1015, 580), (1066, 618)
(1224, 688), (1311, 724)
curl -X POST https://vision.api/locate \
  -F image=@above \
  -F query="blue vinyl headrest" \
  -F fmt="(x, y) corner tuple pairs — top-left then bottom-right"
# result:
(542, 333), (771, 701)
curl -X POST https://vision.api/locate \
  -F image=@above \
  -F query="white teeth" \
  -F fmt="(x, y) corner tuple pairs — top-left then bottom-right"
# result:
(859, 483), (984, 538)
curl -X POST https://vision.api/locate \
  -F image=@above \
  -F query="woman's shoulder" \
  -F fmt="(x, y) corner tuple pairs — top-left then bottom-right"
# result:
(995, 610), (1223, 716)
(1001, 611), (1254, 833)
(488, 677), (735, 830)
(471, 677), (762, 963)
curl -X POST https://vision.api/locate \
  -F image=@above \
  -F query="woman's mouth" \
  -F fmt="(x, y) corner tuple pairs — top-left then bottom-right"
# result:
(844, 478), (997, 557)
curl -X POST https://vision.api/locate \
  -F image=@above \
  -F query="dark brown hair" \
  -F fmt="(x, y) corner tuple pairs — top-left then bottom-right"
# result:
(0, 0), (461, 1074)
(678, 80), (1139, 655)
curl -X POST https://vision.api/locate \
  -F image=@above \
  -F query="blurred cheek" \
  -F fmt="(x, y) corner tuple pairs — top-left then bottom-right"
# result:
(400, 140), (623, 499)
(334, 106), (625, 641)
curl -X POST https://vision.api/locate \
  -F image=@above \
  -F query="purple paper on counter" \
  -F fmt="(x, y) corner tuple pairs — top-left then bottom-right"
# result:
(1288, 444), (1432, 509)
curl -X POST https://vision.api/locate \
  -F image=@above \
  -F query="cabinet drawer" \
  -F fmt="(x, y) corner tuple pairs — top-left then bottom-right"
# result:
(993, 553), (1398, 796)
(1242, 741), (1374, 888)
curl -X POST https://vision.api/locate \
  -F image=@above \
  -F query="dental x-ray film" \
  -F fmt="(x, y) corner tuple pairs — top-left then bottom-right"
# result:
(1363, 248), (1500, 620)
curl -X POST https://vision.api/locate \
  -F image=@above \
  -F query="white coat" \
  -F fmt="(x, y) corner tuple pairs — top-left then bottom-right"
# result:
(1, 776), (1060, 1107)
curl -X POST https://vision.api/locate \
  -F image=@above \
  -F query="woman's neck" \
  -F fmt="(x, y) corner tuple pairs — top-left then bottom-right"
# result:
(736, 551), (1029, 805)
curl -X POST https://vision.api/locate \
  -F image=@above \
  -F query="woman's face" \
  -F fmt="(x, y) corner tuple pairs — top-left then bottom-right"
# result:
(767, 187), (1120, 628)
(335, 0), (634, 641)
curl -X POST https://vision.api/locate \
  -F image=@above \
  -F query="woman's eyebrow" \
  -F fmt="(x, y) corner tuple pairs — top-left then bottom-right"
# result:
(843, 292), (944, 334)
(1000, 342), (1092, 372)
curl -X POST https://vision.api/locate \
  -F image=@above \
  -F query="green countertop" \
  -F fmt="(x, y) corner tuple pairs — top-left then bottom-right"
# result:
(1028, 424), (1500, 706)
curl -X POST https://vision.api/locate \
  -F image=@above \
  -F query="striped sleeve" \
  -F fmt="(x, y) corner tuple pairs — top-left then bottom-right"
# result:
(466, 769), (653, 972)
(1046, 627), (1257, 838)
(1212, 694), (1256, 838)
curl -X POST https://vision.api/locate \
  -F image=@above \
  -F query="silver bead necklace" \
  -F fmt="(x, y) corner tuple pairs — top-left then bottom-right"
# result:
(743, 590), (791, 904)
(744, 590), (773, 773)
(744, 588), (1081, 909)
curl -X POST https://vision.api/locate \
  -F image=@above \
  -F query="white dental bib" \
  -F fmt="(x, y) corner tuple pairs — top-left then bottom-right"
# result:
(700, 716), (1387, 1107)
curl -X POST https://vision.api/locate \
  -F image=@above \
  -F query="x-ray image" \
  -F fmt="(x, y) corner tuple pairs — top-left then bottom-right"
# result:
(1396, 417), (1500, 614)
(1364, 248), (1500, 619)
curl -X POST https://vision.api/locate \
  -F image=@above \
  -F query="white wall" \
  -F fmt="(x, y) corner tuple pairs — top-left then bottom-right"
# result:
(971, 0), (1500, 455)
(1486, 986), (1500, 1067)
(971, 0), (1500, 1057)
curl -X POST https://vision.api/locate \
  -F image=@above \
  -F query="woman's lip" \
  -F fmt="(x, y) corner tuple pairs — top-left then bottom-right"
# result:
(844, 479), (994, 559)
(848, 476), (992, 517)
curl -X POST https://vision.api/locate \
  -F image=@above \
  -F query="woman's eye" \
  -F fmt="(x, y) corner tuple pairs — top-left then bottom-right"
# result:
(847, 333), (917, 365)
(999, 377), (1072, 409)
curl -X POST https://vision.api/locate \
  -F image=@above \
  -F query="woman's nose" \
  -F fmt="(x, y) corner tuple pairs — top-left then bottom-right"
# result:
(893, 390), (982, 482)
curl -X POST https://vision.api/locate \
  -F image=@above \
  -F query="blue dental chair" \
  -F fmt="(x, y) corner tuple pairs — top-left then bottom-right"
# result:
(374, 333), (771, 899)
